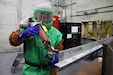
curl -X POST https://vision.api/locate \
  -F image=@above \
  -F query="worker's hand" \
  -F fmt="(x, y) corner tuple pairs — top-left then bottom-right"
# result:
(18, 26), (40, 41)
(45, 52), (59, 68)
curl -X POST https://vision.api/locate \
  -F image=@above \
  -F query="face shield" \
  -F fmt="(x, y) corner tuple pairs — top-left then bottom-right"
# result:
(33, 9), (53, 25)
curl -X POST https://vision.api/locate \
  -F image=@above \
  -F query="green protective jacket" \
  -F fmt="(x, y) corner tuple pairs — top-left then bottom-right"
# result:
(20, 26), (62, 75)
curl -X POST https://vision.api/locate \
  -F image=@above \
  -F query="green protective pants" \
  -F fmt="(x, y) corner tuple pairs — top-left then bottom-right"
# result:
(22, 64), (50, 75)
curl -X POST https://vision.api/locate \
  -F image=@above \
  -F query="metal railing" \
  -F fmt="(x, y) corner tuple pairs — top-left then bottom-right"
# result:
(55, 37), (113, 70)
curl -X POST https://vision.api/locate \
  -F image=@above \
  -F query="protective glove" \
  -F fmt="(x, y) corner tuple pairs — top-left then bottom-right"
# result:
(18, 26), (40, 41)
(45, 52), (59, 68)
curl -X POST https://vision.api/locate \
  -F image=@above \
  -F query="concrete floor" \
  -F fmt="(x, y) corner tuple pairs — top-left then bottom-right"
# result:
(0, 52), (22, 75)
(0, 52), (91, 75)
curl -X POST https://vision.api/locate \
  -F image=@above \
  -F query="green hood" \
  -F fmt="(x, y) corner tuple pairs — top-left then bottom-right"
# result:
(32, 9), (53, 30)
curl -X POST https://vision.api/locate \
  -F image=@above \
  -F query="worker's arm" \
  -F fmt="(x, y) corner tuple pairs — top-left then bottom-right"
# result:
(45, 41), (63, 63)
(9, 25), (40, 46)
(9, 29), (22, 46)
(55, 40), (64, 51)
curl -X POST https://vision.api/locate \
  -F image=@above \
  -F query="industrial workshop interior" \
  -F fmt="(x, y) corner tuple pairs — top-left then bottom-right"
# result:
(0, 0), (113, 75)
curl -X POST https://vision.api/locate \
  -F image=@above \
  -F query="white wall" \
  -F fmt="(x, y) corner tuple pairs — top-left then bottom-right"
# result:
(0, 0), (20, 52)
(65, 0), (113, 22)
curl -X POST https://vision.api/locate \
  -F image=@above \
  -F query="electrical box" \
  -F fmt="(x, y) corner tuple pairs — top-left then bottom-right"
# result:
(59, 22), (81, 49)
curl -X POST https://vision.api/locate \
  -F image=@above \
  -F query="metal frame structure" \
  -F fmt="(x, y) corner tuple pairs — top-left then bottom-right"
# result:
(11, 52), (24, 73)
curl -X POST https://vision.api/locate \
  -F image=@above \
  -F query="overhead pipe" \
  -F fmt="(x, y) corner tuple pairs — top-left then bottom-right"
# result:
(71, 0), (72, 22)
(73, 5), (113, 16)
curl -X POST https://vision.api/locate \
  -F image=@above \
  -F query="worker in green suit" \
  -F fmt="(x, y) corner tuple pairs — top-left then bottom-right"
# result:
(9, 2), (63, 75)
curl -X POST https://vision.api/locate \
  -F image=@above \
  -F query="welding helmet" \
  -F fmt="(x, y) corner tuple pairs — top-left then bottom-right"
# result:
(33, 3), (53, 30)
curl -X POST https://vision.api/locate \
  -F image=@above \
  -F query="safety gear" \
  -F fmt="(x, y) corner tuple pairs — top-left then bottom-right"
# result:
(9, 30), (22, 46)
(20, 17), (30, 27)
(22, 64), (50, 75)
(33, 3), (53, 30)
(45, 52), (59, 68)
(21, 27), (62, 75)
(33, 11), (53, 24)
(18, 26), (40, 41)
